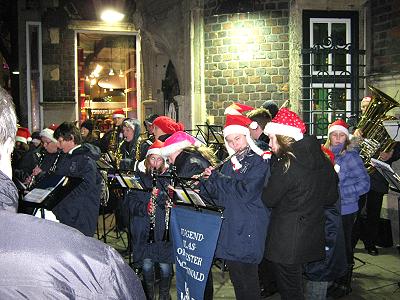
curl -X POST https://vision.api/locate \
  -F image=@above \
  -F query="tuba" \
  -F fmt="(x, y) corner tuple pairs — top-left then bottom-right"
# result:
(357, 86), (400, 173)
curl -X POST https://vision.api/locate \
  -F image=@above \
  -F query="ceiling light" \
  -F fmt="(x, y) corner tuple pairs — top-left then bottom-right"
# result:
(109, 68), (115, 76)
(12, 71), (19, 75)
(119, 69), (124, 77)
(101, 9), (125, 23)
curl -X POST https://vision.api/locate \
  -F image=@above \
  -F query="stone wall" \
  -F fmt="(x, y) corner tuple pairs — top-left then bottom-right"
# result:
(203, 0), (290, 124)
(369, 0), (400, 75)
(42, 26), (75, 102)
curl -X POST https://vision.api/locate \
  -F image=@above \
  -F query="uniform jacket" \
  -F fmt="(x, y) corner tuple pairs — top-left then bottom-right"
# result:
(262, 135), (339, 264)
(0, 170), (145, 299)
(53, 143), (101, 236)
(128, 171), (174, 264)
(201, 149), (270, 264)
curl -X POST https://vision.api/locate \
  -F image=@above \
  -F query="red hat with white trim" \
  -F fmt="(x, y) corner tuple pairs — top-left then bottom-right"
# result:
(224, 102), (255, 115)
(161, 131), (202, 157)
(223, 114), (271, 170)
(112, 109), (125, 119)
(48, 123), (58, 131)
(328, 119), (349, 137)
(147, 139), (165, 157)
(153, 116), (184, 135)
(16, 127), (31, 144)
(264, 108), (306, 141)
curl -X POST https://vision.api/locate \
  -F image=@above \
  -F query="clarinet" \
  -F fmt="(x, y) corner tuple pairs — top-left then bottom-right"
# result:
(49, 151), (61, 173)
(27, 152), (44, 190)
(147, 170), (159, 244)
(162, 166), (175, 242)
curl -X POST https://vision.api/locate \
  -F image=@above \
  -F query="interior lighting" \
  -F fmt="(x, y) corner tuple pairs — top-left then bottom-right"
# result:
(12, 71), (19, 75)
(101, 9), (125, 23)
(119, 69), (124, 77)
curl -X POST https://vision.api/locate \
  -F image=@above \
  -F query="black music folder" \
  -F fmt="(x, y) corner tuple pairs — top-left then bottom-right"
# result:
(22, 175), (82, 210)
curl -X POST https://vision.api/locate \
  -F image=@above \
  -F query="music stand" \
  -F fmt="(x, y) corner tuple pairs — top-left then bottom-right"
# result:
(21, 175), (82, 212)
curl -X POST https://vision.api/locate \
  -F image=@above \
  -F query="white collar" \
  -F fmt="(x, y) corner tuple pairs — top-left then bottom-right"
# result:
(68, 144), (82, 154)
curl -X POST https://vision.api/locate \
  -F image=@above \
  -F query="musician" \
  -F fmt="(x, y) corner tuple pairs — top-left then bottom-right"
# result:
(52, 122), (102, 237)
(27, 128), (63, 186)
(152, 115), (184, 142)
(0, 87), (145, 299)
(138, 113), (159, 161)
(323, 119), (370, 297)
(247, 108), (272, 149)
(200, 114), (270, 300)
(160, 131), (217, 300)
(128, 140), (173, 300)
(119, 118), (141, 171)
(352, 95), (400, 256)
(80, 119), (100, 147)
(99, 109), (125, 153)
(262, 108), (338, 300)
(12, 127), (37, 184)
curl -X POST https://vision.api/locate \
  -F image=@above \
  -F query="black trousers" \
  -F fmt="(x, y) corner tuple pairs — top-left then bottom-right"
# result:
(352, 191), (384, 248)
(258, 257), (277, 291)
(225, 260), (261, 300)
(273, 262), (304, 300)
(342, 212), (357, 264)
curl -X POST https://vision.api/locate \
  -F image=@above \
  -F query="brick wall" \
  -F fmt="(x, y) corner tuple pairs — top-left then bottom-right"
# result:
(370, 0), (400, 75)
(203, 0), (290, 124)
(42, 27), (75, 102)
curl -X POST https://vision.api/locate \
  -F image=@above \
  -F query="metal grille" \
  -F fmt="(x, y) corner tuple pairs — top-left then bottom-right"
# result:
(301, 37), (366, 139)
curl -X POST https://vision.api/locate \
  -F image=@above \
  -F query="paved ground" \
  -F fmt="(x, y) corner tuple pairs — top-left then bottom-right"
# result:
(97, 215), (400, 299)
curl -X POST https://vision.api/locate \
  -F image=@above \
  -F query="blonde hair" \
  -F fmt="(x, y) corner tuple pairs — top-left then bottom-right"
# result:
(324, 133), (351, 155)
(184, 145), (219, 167)
(275, 135), (296, 172)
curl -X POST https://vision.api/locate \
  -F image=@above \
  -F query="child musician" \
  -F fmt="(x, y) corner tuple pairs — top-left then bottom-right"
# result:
(128, 140), (173, 300)
(200, 114), (271, 300)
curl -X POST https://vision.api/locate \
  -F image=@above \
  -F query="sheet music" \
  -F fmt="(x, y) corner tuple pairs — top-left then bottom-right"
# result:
(370, 158), (395, 173)
(23, 176), (67, 204)
(174, 188), (206, 207)
(24, 188), (53, 203)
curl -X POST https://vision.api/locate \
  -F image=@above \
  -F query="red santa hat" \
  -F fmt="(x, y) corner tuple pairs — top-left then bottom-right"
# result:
(40, 128), (57, 143)
(153, 116), (184, 135)
(263, 108), (306, 141)
(161, 131), (202, 157)
(327, 119), (349, 137)
(48, 123), (59, 131)
(112, 109), (125, 119)
(224, 102), (254, 115)
(223, 114), (271, 170)
(16, 127), (31, 144)
(146, 139), (165, 157)
(137, 139), (167, 173)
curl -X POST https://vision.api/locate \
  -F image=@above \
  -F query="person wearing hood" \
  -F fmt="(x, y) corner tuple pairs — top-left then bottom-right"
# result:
(262, 108), (339, 300)
(324, 119), (370, 297)
(52, 121), (102, 237)
(0, 87), (145, 299)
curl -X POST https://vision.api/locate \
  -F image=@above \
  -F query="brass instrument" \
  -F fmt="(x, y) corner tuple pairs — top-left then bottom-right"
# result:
(108, 126), (119, 153)
(357, 86), (400, 172)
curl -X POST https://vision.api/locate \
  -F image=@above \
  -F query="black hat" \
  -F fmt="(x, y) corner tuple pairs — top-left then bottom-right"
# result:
(261, 100), (279, 118)
(144, 114), (159, 126)
(81, 119), (94, 132)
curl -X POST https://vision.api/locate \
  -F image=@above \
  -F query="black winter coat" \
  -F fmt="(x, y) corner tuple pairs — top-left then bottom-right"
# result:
(128, 171), (174, 263)
(304, 198), (347, 281)
(262, 135), (339, 264)
(52, 144), (101, 236)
